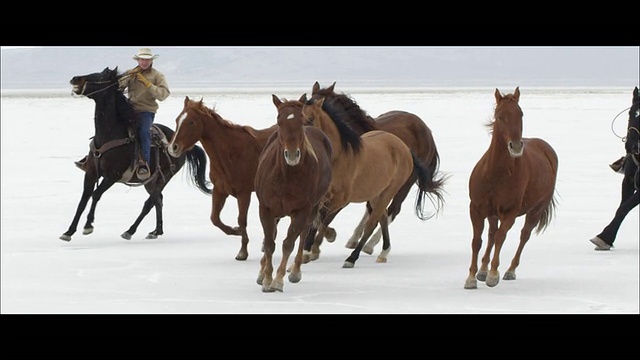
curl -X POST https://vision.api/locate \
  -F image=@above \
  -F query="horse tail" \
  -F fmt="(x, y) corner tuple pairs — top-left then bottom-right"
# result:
(535, 192), (557, 234)
(411, 152), (447, 220)
(185, 145), (213, 195)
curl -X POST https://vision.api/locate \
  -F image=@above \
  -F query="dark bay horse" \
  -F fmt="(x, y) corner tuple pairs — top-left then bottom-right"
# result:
(60, 67), (211, 242)
(308, 81), (445, 255)
(465, 87), (558, 289)
(254, 94), (332, 292)
(302, 95), (445, 268)
(590, 86), (640, 250)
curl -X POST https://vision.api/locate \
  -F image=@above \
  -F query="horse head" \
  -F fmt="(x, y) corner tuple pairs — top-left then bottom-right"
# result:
(494, 87), (524, 158)
(168, 96), (205, 158)
(70, 67), (120, 98)
(626, 86), (640, 157)
(272, 93), (312, 166)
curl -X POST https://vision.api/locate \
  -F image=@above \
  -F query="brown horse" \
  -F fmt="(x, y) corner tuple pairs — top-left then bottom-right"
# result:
(308, 81), (445, 255)
(254, 94), (332, 292)
(465, 87), (558, 289)
(167, 97), (277, 261)
(302, 94), (444, 268)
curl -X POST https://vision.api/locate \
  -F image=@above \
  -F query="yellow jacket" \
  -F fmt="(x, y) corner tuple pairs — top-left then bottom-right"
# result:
(119, 66), (170, 113)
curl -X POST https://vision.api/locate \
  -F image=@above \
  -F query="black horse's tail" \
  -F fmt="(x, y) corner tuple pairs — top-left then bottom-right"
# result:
(412, 152), (447, 220)
(185, 145), (212, 195)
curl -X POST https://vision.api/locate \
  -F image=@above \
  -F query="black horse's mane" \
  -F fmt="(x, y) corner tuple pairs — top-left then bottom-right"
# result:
(323, 92), (377, 134)
(309, 96), (363, 153)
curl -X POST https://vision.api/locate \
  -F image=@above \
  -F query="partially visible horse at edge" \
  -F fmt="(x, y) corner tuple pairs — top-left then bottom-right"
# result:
(254, 94), (332, 292)
(60, 67), (211, 242)
(465, 87), (558, 289)
(590, 86), (640, 250)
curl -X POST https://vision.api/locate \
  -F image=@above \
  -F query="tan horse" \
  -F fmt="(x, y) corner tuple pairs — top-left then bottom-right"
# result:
(308, 81), (445, 255)
(302, 95), (442, 268)
(465, 87), (558, 289)
(255, 94), (332, 292)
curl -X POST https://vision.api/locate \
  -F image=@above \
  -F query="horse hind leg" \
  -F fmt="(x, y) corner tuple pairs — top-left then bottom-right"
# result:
(375, 213), (391, 263)
(503, 213), (539, 281)
(346, 207), (369, 249)
(82, 178), (118, 237)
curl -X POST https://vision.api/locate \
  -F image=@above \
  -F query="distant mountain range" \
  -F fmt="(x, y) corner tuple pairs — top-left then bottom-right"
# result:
(1, 46), (638, 90)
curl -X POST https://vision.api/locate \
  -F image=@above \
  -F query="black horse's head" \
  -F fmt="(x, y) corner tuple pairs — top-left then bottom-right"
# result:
(625, 86), (640, 156)
(70, 67), (120, 98)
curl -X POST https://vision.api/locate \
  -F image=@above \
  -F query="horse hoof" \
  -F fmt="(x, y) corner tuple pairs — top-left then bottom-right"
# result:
(235, 252), (248, 261)
(476, 271), (487, 282)
(464, 278), (478, 289)
(324, 228), (337, 243)
(342, 261), (355, 268)
(362, 246), (374, 255)
(256, 273), (264, 285)
(145, 233), (158, 240)
(82, 227), (93, 235)
(503, 271), (516, 280)
(344, 241), (357, 249)
(486, 275), (500, 287)
(121, 232), (132, 240)
(375, 256), (387, 263)
(288, 272), (302, 283)
(59, 234), (71, 242)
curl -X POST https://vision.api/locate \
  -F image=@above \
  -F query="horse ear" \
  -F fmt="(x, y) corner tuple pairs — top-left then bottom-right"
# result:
(299, 93), (307, 103)
(328, 82), (336, 92)
(184, 96), (190, 106)
(272, 94), (282, 107)
(514, 87), (520, 102)
(494, 88), (502, 104)
(634, 86), (638, 99)
(312, 82), (320, 95)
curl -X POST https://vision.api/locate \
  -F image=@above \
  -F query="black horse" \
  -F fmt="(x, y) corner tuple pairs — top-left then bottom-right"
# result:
(590, 86), (640, 250)
(60, 67), (211, 242)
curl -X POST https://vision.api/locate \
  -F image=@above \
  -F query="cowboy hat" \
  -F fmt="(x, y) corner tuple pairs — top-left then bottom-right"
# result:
(133, 48), (159, 60)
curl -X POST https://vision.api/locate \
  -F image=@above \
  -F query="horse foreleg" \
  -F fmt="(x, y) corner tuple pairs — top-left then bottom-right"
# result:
(272, 211), (310, 292)
(82, 178), (117, 236)
(486, 217), (516, 287)
(147, 192), (164, 239)
(257, 206), (276, 291)
(60, 174), (97, 241)
(235, 193), (252, 261)
(464, 207), (485, 289)
(343, 202), (385, 268)
(346, 206), (369, 249)
(594, 191), (639, 246)
(210, 189), (241, 235)
(477, 217), (498, 282)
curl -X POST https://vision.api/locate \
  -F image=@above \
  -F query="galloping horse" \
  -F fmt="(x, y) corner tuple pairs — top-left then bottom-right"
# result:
(60, 67), (211, 242)
(167, 97), (339, 261)
(254, 94), (332, 292)
(302, 95), (445, 268)
(590, 86), (640, 250)
(465, 87), (558, 289)
(308, 81), (445, 255)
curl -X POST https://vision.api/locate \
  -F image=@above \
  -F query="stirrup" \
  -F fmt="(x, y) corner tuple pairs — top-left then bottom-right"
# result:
(609, 156), (625, 173)
(137, 161), (150, 180)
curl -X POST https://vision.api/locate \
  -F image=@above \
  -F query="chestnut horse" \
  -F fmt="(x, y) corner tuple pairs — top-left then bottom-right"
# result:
(590, 86), (639, 250)
(167, 96), (336, 261)
(167, 97), (276, 260)
(465, 87), (558, 289)
(255, 94), (332, 292)
(308, 81), (445, 256)
(302, 95), (444, 268)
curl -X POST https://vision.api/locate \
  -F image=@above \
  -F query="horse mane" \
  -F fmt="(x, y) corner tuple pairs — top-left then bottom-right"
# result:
(314, 97), (363, 153)
(192, 99), (256, 137)
(115, 88), (135, 123)
(325, 93), (378, 133)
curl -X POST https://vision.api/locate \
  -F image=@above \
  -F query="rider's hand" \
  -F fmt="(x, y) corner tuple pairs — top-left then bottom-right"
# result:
(136, 73), (152, 88)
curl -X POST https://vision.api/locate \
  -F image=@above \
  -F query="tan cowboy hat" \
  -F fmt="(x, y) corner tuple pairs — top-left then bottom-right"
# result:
(133, 48), (159, 60)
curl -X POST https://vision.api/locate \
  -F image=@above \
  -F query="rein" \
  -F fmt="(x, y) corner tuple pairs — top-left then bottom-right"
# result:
(611, 106), (631, 141)
(72, 73), (135, 98)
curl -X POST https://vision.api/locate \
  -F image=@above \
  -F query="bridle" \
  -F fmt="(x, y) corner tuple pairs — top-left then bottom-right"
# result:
(72, 73), (135, 98)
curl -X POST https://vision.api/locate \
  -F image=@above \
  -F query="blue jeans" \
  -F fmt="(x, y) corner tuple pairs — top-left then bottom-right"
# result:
(137, 111), (155, 164)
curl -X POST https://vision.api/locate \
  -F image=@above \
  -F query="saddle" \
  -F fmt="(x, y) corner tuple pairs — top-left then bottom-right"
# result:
(77, 124), (171, 183)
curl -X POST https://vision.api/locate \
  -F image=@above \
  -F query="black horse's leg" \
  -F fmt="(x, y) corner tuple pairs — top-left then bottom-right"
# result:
(59, 173), (98, 241)
(596, 192), (639, 246)
(121, 195), (156, 240)
(83, 177), (118, 235)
